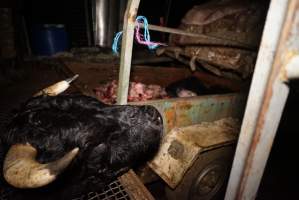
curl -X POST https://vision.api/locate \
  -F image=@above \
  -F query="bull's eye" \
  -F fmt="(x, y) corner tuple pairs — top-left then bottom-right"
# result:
(157, 116), (162, 122)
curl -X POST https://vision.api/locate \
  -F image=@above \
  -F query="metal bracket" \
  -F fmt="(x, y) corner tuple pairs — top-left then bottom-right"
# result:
(149, 118), (239, 188)
(284, 54), (299, 81)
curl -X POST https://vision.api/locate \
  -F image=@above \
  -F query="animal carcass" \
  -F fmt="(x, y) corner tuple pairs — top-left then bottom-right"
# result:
(94, 80), (169, 104)
(0, 94), (163, 199)
(157, 1), (268, 79)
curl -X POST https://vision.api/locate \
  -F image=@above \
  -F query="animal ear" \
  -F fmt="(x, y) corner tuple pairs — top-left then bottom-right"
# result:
(3, 143), (79, 188)
(86, 143), (107, 173)
(88, 143), (107, 162)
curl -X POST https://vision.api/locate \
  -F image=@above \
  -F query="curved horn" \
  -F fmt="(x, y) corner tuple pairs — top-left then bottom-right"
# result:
(33, 74), (79, 97)
(3, 143), (79, 188)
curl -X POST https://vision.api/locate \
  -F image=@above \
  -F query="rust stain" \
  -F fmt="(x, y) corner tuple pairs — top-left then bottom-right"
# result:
(149, 162), (176, 188)
(119, 170), (155, 200)
(177, 101), (192, 110)
(239, 37), (283, 198)
(237, 74), (273, 198)
(177, 118), (239, 148)
(168, 140), (185, 160)
(176, 112), (192, 127)
(165, 109), (176, 132)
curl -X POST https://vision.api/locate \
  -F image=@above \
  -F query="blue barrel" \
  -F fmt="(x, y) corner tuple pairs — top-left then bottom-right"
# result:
(30, 24), (69, 56)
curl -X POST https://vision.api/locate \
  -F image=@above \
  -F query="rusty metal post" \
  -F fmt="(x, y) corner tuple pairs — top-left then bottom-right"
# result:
(225, 0), (299, 199)
(138, 23), (254, 49)
(116, 0), (140, 105)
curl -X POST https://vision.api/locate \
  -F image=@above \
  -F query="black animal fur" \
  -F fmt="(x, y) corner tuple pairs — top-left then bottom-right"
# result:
(0, 94), (163, 199)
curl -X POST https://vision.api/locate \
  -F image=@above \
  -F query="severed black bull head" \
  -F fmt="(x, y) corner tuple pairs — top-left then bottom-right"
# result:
(0, 94), (163, 196)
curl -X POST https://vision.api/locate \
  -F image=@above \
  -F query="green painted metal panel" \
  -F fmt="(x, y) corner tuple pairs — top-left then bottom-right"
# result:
(130, 93), (246, 134)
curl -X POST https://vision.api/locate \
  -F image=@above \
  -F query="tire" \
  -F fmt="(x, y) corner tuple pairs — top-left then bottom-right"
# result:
(165, 146), (235, 200)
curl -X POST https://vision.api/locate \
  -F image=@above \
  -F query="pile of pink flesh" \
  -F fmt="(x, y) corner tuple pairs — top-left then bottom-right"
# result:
(94, 80), (169, 104)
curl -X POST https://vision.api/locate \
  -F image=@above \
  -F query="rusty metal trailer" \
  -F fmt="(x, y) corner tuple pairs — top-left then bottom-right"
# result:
(113, 0), (247, 199)
(62, 58), (245, 200)
(56, 0), (245, 199)
(116, 0), (299, 199)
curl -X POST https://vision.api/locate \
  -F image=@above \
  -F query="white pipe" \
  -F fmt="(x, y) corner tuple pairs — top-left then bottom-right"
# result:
(225, 0), (289, 199)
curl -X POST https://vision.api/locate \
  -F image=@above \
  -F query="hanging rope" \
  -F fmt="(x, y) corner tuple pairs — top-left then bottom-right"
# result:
(135, 16), (166, 50)
(112, 31), (123, 54)
(112, 16), (166, 54)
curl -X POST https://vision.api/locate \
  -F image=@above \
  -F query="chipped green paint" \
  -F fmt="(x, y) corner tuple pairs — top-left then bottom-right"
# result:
(130, 93), (246, 134)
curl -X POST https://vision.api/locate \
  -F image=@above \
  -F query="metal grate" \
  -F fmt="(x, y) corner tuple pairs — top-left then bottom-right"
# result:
(73, 179), (130, 200)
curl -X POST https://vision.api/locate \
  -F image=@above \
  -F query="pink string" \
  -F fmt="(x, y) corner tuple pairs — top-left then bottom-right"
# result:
(135, 21), (166, 48)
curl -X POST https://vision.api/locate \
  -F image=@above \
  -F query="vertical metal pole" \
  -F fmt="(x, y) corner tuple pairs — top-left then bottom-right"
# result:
(225, 0), (299, 199)
(225, 2), (289, 197)
(94, 0), (108, 46)
(84, 0), (92, 46)
(116, 0), (140, 105)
